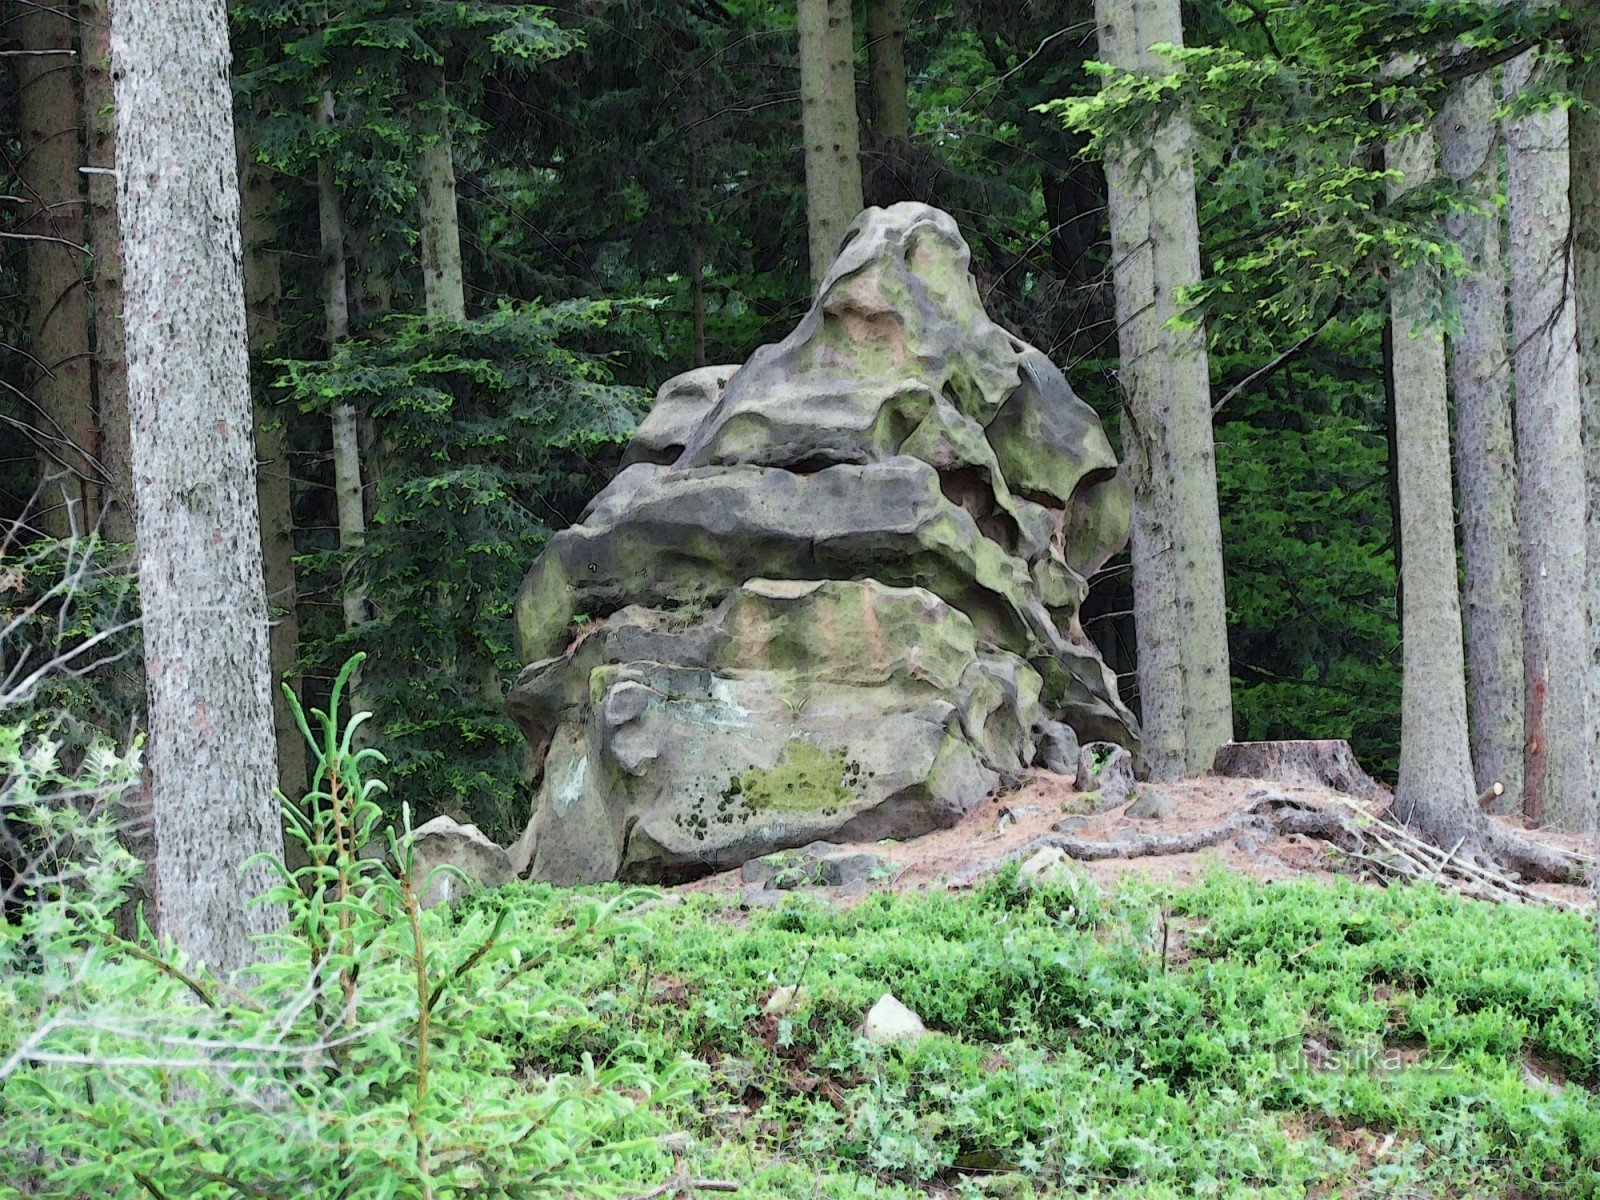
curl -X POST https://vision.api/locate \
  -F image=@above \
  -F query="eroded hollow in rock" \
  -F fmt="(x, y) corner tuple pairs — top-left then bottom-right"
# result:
(508, 202), (1139, 885)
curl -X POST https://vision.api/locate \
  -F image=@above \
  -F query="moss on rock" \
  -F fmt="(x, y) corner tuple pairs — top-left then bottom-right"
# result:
(740, 739), (856, 813)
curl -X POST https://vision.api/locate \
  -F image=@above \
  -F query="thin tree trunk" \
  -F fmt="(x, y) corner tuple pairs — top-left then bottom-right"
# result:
(317, 89), (368, 634)
(417, 73), (466, 321)
(1381, 319), (1404, 628)
(112, 0), (285, 974)
(1438, 70), (1522, 804)
(1384, 124), (1484, 849)
(689, 139), (707, 367)
(1095, 0), (1233, 780)
(79, 0), (131, 543)
(866, 0), (908, 145)
(1570, 4), (1600, 836)
(866, 0), (910, 178)
(239, 136), (307, 802)
(16, 0), (97, 538)
(1504, 50), (1593, 829)
(797, 0), (864, 290)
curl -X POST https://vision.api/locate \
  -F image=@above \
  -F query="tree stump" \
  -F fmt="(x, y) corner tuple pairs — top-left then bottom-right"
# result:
(1211, 740), (1384, 801)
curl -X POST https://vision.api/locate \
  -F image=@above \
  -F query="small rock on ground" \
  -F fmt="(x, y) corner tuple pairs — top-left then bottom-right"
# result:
(1018, 845), (1092, 889)
(741, 841), (843, 888)
(1034, 719), (1081, 778)
(740, 885), (789, 910)
(817, 851), (889, 887)
(1125, 787), (1178, 820)
(864, 993), (927, 1043)
(1075, 742), (1135, 809)
(1019, 846), (1068, 882)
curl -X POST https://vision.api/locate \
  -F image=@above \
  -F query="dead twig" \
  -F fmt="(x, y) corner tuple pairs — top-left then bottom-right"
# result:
(629, 1176), (740, 1200)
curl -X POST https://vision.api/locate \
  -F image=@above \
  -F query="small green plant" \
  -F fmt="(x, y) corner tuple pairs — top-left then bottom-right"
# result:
(1, 654), (686, 1198)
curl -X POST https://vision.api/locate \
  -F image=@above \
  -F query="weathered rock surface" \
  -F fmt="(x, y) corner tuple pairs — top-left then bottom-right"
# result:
(1076, 741), (1136, 809)
(1034, 718), (1081, 778)
(742, 841), (890, 890)
(1125, 787), (1178, 820)
(864, 993), (928, 1043)
(509, 203), (1138, 884)
(408, 816), (516, 908)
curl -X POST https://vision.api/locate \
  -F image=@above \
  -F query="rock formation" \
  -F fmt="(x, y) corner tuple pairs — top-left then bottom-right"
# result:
(509, 202), (1138, 883)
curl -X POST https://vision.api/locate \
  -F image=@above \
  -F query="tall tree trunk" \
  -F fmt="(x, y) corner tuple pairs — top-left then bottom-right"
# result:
(1573, 0), (1600, 989)
(1380, 319), (1404, 626)
(79, 0), (131, 543)
(239, 137), (307, 802)
(1504, 51), (1593, 829)
(866, 0), (910, 197)
(1095, 0), (1233, 780)
(1384, 124), (1484, 849)
(1573, 2), (1600, 826)
(689, 138), (707, 367)
(317, 90), (368, 634)
(797, 0), (864, 290)
(16, 0), (97, 538)
(417, 73), (466, 321)
(1438, 70), (1522, 804)
(866, 0), (908, 146)
(112, 0), (286, 975)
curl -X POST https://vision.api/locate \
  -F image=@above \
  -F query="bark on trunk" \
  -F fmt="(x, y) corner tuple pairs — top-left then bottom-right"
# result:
(797, 0), (864, 290)
(16, 0), (97, 538)
(1095, 0), (1233, 780)
(112, 0), (286, 975)
(1438, 70), (1523, 804)
(866, 0), (910, 187)
(80, 0), (131, 543)
(1504, 51), (1593, 830)
(417, 74), (466, 322)
(317, 90), (368, 633)
(239, 136), (307, 803)
(1570, 5), (1600, 835)
(1384, 124), (1484, 850)
(689, 139), (707, 367)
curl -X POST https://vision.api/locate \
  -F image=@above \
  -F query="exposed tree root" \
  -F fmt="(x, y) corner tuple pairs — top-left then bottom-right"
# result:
(957, 789), (1592, 910)
(1478, 821), (1590, 884)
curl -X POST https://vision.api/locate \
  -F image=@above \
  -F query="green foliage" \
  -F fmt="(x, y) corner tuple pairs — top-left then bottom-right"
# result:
(1213, 331), (1402, 770)
(440, 869), (1600, 1198)
(0, 533), (142, 742)
(276, 303), (648, 839)
(1044, 0), (1568, 344)
(234, 0), (582, 302)
(1, 655), (685, 1198)
(4, 626), (1597, 1195)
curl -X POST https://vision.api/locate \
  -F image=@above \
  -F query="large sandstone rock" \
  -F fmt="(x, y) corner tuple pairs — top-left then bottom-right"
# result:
(508, 203), (1139, 884)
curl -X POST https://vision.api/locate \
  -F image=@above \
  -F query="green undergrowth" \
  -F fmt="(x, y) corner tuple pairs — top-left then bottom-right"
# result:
(452, 867), (1600, 1199)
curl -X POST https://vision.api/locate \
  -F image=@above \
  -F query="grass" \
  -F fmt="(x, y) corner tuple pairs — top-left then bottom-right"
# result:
(447, 867), (1600, 1198)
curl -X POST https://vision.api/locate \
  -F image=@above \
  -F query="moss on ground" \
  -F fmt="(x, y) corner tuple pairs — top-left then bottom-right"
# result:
(453, 870), (1600, 1199)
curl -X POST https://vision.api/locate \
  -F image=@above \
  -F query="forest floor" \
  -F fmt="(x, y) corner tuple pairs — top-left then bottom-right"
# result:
(679, 770), (1597, 910)
(477, 787), (1600, 1200)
